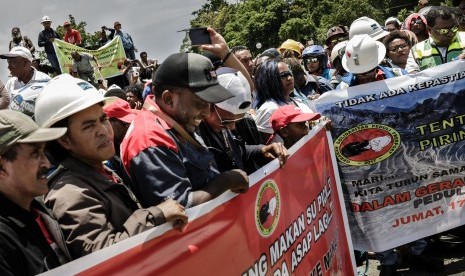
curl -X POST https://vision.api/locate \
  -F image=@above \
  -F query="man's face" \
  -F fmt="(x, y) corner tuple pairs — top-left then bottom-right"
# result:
(279, 121), (309, 147)
(1, 143), (50, 202)
(109, 118), (129, 145)
(115, 24), (121, 31)
(204, 105), (244, 132)
(7, 57), (29, 77)
(235, 50), (254, 76)
(168, 89), (210, 133)
(429, 16), (458, 47)
(140, 54), (148, 62)
(385, 23), (398, 32)
(410, 17), (426, 35)
(64, 25), (71, 32)
(126, 92), (139, 109)
(42, 21), (51, 29)
(354, 68), (376, 85)
(61, 104), (115, 163)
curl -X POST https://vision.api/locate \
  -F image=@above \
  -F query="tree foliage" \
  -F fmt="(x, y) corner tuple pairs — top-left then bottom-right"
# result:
(183, 0), (455, 55)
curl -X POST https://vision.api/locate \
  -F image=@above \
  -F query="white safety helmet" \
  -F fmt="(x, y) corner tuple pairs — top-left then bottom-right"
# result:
(10, 80), (49, 118)
(349, 17), (389, 41)
(41, 16), (51, 23)
(342, 34), (386, 74)
(34, 74), (116, 127)
(331, 41), (349, 63)
(385, 17), (401, 27)
(216, 68), (251, 115)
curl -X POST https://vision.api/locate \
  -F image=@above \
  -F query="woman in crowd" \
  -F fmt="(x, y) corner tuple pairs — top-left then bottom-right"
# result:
(383, 30), (412, 69)
(253, 58), (314, 143)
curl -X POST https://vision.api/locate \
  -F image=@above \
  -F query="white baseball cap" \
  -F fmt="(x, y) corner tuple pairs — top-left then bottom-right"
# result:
(34, 74), (116, 127)
(215, 68), (251, 115)
(0, 46), (33, 62)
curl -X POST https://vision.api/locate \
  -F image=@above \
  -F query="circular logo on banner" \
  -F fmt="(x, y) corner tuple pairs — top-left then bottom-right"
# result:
(334, 124), (401, 166)
(255, 179), (281, 237)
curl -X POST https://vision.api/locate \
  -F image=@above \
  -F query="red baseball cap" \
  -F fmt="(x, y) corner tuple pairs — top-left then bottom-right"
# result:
(103, 99), (138, 123)
(63, 21), (71, 26)
(270, 105), (321, 132)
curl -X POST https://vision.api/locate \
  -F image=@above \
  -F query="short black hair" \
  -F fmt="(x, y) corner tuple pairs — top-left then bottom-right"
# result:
(140, 51), (147, 58)
(382, 30), (411, 50)
(104, 88), (126, 101)
(124, 84), (144, 101)
(426, 6), (456, 27)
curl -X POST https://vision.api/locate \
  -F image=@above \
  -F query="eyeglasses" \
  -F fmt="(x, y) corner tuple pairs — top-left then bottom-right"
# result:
(388, 44), (409, 53)
(214, 106), (244, 125)
(279, 71), (293, 79)
(433, 25), (459, 35)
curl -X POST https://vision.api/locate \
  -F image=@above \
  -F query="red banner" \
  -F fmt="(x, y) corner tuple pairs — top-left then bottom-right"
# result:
(42, 125), (355, 276)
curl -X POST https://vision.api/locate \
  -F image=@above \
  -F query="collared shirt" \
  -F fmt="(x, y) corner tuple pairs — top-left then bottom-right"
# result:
(5, 67), (50, 100)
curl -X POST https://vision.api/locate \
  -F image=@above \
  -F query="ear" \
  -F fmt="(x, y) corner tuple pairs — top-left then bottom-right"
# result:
(426, 25), (432, 33)
(56, 135), (72, 150)
(0, 158), (10, 179)
(161, 89), (176, 108)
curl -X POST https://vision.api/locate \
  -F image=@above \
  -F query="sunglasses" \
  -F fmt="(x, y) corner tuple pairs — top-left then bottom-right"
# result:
(305, 57), (319, 64)
(411, 18), (423, 25)
(331, 37), (346, 45)
(433, 26), (459, 35)
(279, 71), (294, 79)
(388, 44), (409, 53)
(214, 106), (244, 125)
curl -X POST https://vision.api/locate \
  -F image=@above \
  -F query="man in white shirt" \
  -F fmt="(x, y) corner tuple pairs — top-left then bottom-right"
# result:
(0, 47), (50, 105)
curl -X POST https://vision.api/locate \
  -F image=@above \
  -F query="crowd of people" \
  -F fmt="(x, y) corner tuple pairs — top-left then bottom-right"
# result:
(0, 1), (464, 275)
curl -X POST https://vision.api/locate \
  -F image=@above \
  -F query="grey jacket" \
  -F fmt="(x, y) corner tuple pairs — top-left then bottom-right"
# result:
(45, 156), (166, 259)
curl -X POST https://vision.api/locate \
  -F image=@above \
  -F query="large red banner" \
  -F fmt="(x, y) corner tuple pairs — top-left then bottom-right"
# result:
(42, 125), (355, 276)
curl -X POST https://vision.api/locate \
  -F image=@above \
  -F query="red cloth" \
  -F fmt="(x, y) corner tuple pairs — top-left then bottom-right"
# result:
(64, 29), (82, 45)
(31, 208), (55, 245)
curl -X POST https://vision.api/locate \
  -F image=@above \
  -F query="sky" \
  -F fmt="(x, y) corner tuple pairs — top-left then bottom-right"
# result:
(0, 0), (208, 83)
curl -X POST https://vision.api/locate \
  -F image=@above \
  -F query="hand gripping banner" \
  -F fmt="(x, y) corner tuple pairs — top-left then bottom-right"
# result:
(41, 123), (355, 275)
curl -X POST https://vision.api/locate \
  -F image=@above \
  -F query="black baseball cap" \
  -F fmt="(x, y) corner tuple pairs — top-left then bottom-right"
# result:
(153, 53), (234, 103)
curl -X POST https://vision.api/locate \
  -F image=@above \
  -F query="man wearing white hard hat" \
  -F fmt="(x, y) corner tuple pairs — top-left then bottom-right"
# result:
(33, 74), (187, 259)
(0, 46), (50, 106)
(198, 68), (287, 174)
(337, 34), (406, 89)
(38, 16), (61, 74)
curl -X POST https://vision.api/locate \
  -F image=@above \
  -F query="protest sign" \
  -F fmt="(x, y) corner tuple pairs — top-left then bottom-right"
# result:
(314, 61), (465, 252)
(41, 124), (355, 275)
(53, 37), (126, 79)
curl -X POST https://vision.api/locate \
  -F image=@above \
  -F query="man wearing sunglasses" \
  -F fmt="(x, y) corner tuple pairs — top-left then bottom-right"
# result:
(121, 29), (252, 209)
(408, 6), (465, 72)
(199, 69), (287, 174)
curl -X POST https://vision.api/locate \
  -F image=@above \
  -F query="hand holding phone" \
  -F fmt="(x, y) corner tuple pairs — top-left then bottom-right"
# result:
(188, 27), (211, 46)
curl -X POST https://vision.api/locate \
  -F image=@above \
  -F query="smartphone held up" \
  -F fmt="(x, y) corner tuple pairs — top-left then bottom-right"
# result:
(188, 27), (211, 46)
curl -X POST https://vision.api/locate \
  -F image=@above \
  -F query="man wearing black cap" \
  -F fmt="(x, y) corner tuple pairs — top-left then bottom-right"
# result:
(0, 110), (70, 275)
(121, 28), (250, 208)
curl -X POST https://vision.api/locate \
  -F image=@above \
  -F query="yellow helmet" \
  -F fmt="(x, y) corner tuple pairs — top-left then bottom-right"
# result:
(277, 39), (301, 57)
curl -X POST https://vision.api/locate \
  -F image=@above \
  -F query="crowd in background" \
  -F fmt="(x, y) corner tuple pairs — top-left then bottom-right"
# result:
(0, 1), (464, 275)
